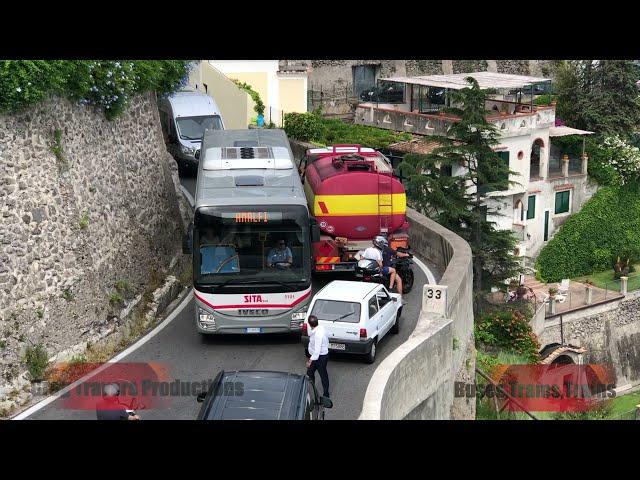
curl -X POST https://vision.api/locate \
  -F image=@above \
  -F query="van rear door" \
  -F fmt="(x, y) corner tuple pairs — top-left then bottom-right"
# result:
(309, 299), (361, 343)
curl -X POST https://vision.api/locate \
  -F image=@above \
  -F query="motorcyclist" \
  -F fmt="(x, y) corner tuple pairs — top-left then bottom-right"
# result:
(95, 383), (140, 420)
(360, 236), (406, 296)
(379, 237), (410, 296)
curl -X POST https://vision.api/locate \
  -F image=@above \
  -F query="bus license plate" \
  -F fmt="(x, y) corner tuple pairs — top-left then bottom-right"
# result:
(329, 343), (346, 350)
(246, 327), (262, 333)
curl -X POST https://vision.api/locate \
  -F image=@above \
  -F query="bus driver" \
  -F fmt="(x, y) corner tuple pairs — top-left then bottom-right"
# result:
(267, 239), (293, 268)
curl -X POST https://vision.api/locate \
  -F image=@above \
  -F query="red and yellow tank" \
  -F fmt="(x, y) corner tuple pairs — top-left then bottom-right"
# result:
(302, 145), (409, 271)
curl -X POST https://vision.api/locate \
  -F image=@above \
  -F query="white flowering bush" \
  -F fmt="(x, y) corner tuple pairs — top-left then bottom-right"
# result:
(598, 135), (640, 186)
(0, 60), (194, 120)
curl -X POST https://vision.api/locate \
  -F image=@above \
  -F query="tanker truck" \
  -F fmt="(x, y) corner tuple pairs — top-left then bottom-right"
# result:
(299, 144), (410, 273)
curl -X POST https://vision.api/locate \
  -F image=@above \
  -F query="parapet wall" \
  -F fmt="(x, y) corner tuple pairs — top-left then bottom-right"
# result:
(360, 208), (475, 419)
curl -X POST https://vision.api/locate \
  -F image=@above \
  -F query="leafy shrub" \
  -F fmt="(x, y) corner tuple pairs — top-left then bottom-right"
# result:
(475, 310), (540, 363)
(533, 94), (557, 105)
(23, 344), (49, 382)
(284, 110), (411, 148)
(536, 185), (640, 281)
(0, 60), (193, 120)
(553, 400), (613, 420)
(284, 112), (325, 142)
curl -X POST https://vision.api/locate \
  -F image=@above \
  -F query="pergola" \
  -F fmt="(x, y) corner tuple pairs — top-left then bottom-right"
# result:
(378, 71), (552, 112)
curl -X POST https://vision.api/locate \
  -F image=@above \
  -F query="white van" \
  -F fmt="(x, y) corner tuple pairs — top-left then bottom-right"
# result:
(158, 90), (225, 172)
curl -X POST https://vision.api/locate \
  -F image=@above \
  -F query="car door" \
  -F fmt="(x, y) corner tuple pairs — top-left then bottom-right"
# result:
(366, 294), (382, 339)
(375, 287), (396, 337)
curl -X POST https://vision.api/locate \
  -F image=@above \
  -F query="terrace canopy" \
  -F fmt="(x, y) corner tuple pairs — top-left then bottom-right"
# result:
(548, 126), (594, 137)
(379, 71), (551, 91)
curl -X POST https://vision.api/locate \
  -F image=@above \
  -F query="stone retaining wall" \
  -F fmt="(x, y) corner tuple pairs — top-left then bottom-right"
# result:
(0, 92), (184, 392)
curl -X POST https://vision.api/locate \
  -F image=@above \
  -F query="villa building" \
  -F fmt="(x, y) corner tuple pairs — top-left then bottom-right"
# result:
(354, 71), (596, 259)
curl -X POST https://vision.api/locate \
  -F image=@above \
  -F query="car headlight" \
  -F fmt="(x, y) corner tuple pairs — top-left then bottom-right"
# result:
(180, 145), (196, 156)
(291, 311), (307, 321)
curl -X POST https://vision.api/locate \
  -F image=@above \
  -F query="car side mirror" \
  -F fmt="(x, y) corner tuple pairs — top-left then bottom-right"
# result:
(319, 396), (333, 409)
(182, 223), (193, 255)
(196, 391), (207, 403)
(195, 149), (200, 160)
(392, 297), (398, 302)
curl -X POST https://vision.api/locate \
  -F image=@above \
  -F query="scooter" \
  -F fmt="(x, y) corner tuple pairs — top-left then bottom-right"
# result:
(354, 248), (415, 294)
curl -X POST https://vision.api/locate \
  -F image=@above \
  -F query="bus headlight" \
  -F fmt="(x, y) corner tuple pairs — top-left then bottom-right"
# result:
(198, 308), (216, 325)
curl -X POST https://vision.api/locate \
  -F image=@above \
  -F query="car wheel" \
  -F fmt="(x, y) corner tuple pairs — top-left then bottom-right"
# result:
(391, 311), (401, 334)
(364, 339), (377, 364)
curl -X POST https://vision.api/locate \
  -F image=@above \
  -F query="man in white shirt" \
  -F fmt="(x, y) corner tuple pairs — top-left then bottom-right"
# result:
(305, 315), (330, 398)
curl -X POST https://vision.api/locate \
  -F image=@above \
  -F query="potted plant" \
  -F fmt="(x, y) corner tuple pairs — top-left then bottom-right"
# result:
(548, 287), (558, 299)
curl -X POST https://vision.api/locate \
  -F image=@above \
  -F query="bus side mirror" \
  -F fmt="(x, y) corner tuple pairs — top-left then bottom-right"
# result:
(310, 218), (321, 243)
(183, 223), (193, 255)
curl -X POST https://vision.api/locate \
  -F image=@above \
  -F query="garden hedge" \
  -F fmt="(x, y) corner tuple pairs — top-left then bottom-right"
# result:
(0, 60), (193, 120)
(536, 184), (640, 282)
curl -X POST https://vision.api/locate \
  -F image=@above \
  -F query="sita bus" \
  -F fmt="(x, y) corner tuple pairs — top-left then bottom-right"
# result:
(183, 129), (319, 335)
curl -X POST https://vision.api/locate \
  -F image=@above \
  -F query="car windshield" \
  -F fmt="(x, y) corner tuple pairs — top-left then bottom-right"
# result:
(310, 300), (361, 323)
(176, 115), (223, 140)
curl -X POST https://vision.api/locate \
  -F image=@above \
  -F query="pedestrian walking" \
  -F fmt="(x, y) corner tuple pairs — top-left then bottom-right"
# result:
(305, 315), (330, 398)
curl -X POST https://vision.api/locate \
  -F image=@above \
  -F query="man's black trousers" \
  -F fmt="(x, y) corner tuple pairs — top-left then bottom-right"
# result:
(307, 354), (330, 397)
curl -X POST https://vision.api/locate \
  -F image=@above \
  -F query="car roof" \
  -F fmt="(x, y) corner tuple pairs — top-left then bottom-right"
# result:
(314, 280), (381, 302)
(205, 370), (306, 420)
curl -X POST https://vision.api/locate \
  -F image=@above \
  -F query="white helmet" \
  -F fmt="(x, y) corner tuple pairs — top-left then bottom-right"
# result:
(373, 236), (388, 249)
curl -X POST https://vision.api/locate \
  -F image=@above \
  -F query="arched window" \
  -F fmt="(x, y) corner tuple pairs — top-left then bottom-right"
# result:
(530, 138), (544, 180)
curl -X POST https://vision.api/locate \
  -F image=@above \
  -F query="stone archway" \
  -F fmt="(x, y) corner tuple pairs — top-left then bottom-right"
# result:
(530, 138), (544, 180)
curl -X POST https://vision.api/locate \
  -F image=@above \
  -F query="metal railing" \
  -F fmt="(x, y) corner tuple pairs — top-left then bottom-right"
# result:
(543, 281), (623, 318)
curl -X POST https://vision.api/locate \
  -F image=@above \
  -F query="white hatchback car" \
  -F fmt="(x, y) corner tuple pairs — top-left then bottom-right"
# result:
(301, 280), (402, 364)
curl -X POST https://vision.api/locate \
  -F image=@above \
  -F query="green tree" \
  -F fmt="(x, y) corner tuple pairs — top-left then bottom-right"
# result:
(554, 60), (640, 137)
(400, 77), (523, 301)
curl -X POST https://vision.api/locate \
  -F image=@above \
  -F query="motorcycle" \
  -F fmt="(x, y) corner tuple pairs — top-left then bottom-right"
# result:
(354, 247), (415, 294)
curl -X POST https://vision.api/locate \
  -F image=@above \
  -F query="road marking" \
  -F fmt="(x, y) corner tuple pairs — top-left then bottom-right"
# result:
(13, 289), (194, 420)
(413, 256), (436, 285)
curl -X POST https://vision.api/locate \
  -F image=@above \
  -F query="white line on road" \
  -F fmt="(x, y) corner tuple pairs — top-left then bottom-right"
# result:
(13, 289), (194, 420)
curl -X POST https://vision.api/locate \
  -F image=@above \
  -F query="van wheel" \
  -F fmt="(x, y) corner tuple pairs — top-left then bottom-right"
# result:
(364, 339), (377, 364)
(391, 311), (401, 334)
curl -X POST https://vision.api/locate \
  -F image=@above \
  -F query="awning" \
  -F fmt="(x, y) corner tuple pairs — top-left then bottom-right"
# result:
(380, 71), (551, 91)
(548, 126), (594, 137)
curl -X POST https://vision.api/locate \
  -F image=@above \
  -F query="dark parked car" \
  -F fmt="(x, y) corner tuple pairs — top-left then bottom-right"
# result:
(196, 370), (333, 420)
(359, 84), (405, 103)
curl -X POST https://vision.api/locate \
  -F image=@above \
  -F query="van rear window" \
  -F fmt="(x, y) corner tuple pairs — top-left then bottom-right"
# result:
(310, 300), (361, 323)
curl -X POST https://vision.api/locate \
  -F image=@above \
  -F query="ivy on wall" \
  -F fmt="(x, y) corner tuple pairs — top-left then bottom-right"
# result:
(231, 79), (265, 117)
(535, 184), (640, 282)
(0, 60), (193, 120)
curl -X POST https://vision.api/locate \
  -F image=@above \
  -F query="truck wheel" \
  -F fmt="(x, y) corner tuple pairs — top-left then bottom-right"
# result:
(391, 311), (401, 334)
(364, 339), (377, 364)
(402, 269), (414, 293)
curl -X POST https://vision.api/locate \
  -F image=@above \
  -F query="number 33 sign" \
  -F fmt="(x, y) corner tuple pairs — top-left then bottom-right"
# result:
(423, 284), (448, 316)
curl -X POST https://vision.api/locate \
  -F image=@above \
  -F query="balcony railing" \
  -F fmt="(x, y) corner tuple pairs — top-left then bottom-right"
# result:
(355, 99), (555, 138)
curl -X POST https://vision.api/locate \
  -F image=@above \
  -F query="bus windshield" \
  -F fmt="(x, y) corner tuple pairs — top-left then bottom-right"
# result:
(193, 206), (311, 289)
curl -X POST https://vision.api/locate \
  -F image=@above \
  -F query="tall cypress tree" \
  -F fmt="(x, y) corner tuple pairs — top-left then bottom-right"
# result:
(400, 77), (523, 304)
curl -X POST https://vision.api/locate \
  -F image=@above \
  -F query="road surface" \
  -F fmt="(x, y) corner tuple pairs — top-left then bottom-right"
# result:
(23, 170), (436, 420)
